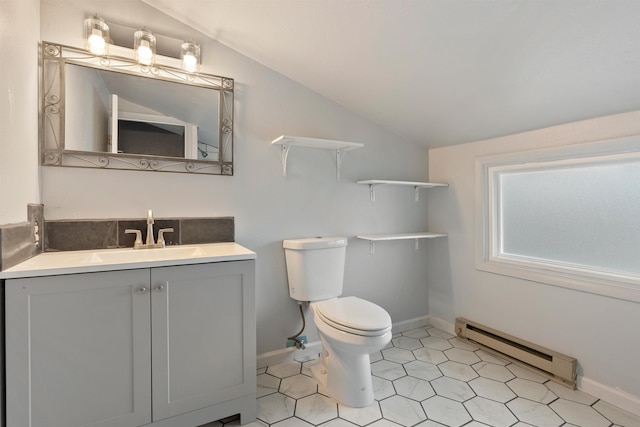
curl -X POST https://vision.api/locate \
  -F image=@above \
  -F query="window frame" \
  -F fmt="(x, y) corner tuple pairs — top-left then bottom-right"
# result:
(475, 135), (640, 302)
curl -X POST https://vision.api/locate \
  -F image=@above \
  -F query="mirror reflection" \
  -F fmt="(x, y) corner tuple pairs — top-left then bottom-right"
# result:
(41, 41), (234, 175)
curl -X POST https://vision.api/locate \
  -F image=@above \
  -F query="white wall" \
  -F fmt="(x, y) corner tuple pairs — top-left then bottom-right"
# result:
(428, 110), (640, 413)
(0, 0), (41, 224)
(40, 0), (432, 354)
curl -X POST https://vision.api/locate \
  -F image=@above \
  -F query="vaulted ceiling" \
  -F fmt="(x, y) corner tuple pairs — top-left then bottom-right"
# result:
(143, 0), (640, 148)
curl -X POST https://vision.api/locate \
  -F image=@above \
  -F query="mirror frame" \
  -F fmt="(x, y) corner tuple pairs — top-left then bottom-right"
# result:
(40, 41), (234, 175)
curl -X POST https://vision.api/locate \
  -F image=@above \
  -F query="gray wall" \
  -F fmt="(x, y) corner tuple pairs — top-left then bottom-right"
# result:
(428, 110), (640, 413)
(40, 0), (432, 354)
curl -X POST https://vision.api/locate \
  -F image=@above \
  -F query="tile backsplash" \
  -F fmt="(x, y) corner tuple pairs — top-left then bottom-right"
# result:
(45, 216), (234, 252)
(0, 204), (43, 270)
(1, 208), (234, 270)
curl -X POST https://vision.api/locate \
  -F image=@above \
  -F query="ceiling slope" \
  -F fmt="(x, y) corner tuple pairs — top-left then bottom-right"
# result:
(143, 0), (640, 148)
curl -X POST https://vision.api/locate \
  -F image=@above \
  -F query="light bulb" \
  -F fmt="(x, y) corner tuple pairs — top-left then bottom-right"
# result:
(87, 30), (106, 55)
(83, 15), (109, 56)
(137, 40), (153, 65)
(134, 29), (156, 66)
(180, 41), (200, 73)
(182, 53), (198, 73)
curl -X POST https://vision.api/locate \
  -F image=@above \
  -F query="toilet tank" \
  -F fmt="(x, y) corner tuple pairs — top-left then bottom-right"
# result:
(283, 237), (348, 301)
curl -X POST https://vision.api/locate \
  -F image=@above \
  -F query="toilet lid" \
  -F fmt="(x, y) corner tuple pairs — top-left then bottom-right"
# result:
(315, 296), (391, 336)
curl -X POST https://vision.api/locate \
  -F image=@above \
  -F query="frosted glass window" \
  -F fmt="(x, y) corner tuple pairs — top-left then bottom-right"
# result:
(476, 138), (640, 302)
(497, 161), (640, 276)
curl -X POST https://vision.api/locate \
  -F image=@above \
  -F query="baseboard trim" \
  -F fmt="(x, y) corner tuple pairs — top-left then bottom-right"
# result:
(257, 341), (322, 369)
(427, 315), (456, 335)
(579, 376), (640, 417)
(391, 315), (430, 334)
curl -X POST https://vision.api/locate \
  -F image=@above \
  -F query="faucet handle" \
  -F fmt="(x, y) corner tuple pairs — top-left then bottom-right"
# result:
(125, 229), (144, 249)
(157, 228), (175, 248)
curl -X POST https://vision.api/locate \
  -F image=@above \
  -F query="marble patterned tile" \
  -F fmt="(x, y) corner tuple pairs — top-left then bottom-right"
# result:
(468, 377), (516, 403)
(412, 347), (447, 365)
(401, 328), (431, 339)
(270, 418), (313, 427)
(381, 347), (416, 364)
(507, 397), (564, 427)
(506, 378), (557, 404)
(257, 373), (281, 398)
(392, 336), (423, 351)
(421, 395), (472, 427)
(550, 399), (612, 427)
(393, 376), (436, 401)
(431, 376), (475, 402)
(267, 361), (302, 379)
(444, 347), (481, 365)
(252, 325), (638, 427)
(545, 381), (598, 406)
(338, 401), (383, 426)
(506, 364), (547, 383)
(379, 395), (427, 426)
(295, 394), (338, 425)
(420, 336), (453, 351)
(472, 361), (515, 382)
(448, 338), (479, 351)
(593, 400), (640, 426)
(403, 360), (442, 381)
(464, 396), (518, 427)
(371, 360), (407, 381)
(372, 376), (396, 401)
(279, 374), (318, 399)
(257, 393), (296, 424)
(438, 361), (478, 382)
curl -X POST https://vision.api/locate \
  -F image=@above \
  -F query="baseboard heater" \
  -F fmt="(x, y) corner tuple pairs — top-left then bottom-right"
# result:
(455, 317), (577, 389)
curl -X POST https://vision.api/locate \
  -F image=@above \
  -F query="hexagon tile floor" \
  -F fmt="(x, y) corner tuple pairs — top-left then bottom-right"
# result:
(208, 325), (640, 427)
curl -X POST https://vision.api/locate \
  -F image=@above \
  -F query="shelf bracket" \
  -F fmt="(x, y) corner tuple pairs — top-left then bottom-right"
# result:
(368, 184), (376, 202)
(414, 186), (420, 202)
(415, 239), (420, 251)
(280, 144), (292, 178)
(369, 240), (375, 256)
(336, 149), (343, 180)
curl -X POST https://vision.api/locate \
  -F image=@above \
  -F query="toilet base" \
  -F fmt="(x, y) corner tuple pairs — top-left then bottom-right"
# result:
(310, 345), (375, 408)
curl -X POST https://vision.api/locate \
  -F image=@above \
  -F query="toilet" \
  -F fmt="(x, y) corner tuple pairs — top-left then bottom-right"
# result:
(283, 237), (392, 407)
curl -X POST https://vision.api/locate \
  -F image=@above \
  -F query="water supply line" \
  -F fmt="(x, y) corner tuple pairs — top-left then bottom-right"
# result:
(287, 301), (306, 350)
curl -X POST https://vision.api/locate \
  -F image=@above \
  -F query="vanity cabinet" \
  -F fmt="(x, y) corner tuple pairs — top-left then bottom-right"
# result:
(5, 260), (256, 427)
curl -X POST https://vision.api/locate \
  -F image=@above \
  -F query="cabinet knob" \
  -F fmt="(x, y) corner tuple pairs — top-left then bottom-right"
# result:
(155, 284), (165, 293)
(136, 286), (147, 294)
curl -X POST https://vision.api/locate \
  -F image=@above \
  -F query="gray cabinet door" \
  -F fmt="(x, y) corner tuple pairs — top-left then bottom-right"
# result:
(150, 260), (256, 421)
(5, 269), (152, 427)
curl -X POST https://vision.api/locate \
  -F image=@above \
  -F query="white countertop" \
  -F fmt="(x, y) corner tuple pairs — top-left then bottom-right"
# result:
(0, 243), (256, 279)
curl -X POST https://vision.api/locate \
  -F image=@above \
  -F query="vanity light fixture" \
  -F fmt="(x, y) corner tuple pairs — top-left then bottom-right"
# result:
(181, 41), (200, 73)
(83, 15), (110, 56)
(134, 28), (156, 66)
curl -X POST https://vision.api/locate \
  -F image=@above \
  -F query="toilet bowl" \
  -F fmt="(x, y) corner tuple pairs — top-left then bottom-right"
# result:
(282, 237), (392, 407)
(309, 296), (392, 407)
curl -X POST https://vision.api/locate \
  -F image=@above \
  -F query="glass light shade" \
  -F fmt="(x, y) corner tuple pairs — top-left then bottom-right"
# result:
(134, 29), (156, 66)
(83, 15), (109, 56)
(181, 41), (201, 73)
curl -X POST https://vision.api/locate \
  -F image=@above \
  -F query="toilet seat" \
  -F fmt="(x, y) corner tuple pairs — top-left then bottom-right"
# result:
(315, 296), (392, 337)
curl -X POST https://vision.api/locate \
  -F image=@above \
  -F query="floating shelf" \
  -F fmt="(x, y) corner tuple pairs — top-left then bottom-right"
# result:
(357, 180), (448, 202)
(272, 135), (364, 179)
(357, 232), (447, 255)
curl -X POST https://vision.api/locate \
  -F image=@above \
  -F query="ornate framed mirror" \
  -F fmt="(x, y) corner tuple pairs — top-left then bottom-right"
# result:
(40, 41), (234, 175)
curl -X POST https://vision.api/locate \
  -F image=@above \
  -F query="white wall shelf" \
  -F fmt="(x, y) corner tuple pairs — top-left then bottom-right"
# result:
(357, 179), (448, 202)
(272, 135), (364, 179)
(357, 232), (447, 255)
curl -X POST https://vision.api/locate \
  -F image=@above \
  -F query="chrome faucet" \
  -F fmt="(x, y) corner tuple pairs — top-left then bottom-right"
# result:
(125, 210), (174, 249)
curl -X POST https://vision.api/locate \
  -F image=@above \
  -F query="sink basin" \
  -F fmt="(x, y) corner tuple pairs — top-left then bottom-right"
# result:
(0, 243), (256, 279)
(83, 246), (204, 264)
